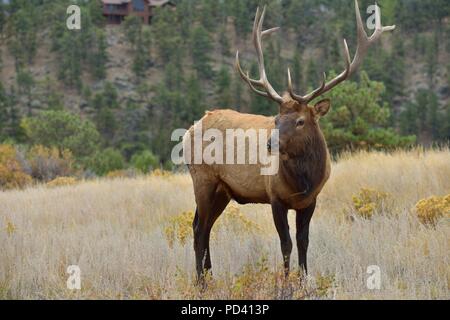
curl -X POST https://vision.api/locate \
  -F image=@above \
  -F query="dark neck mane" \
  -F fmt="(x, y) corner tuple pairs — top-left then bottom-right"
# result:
(280, 132), (328, 197)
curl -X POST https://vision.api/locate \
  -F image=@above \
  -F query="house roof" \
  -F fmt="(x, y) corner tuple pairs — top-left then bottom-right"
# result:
(149, 0), (172, 6)
(101, 0), (172, 6)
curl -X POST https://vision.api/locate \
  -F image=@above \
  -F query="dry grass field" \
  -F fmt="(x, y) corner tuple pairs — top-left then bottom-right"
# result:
(0, 149), (449, 300)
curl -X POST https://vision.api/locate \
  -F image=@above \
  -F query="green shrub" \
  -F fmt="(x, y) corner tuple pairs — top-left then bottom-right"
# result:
(21, 111), (100, 160)
(89, 148), (125, 176)
(131, 150), (159, 173)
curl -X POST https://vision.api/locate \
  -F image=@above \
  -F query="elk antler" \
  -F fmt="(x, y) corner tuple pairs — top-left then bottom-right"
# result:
(288, 0), (396, 104)
(235, 6), (284, 104)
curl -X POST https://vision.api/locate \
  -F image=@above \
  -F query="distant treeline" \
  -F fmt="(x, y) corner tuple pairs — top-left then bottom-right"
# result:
(0, 0), (449, 176)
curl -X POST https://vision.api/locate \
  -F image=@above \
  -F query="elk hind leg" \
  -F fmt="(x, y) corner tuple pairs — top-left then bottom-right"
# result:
(193, 182), (230, 281)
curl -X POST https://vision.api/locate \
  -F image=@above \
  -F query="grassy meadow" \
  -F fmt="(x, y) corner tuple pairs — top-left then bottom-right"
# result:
(0, 149), (449, 300)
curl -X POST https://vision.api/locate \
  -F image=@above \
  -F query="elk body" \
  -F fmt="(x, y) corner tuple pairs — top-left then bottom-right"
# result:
(185, 1), (395, 280)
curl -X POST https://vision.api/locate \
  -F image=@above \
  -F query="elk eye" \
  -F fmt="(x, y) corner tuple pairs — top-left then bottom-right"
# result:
(296, 118), (305, 127)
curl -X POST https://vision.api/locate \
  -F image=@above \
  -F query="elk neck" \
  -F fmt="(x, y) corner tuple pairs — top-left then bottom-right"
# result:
(278, 129), (330, 200)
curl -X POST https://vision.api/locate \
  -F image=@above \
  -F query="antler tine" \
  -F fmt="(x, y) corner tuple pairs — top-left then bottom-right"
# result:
(235, 51), (260, 86)
(235, 6), (284, 104)
(289, 0), (395, 104)
(262, 27), (281, 37)
(245, 70), (271, 98)
(349, 0), (395, 75)
(303, 39), (352, 101)
(254, 6), (284, 103)
(287, 68), (304, 103)
(288, 69), (327, 104)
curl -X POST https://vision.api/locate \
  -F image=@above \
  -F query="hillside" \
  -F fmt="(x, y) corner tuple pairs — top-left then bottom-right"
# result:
(2, 22), (449, 113)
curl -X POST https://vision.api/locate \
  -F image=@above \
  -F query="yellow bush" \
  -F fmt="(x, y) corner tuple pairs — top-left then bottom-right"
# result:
(415, 194), (450, 226)
(171, 253), (327, 299)
(150, 169), (172, 178)
(46, 177), (78, 188)
(5, 220), (16, 236)
(106, 170), (133, 179)
(0, 144), (32, 190)
(0, 144), (16, 163)
(352, 188), (390, 219)
(164, 205), (262, 248)
(315, 273), (336, 298)
(219, 205), (262, 235)
(164, 211), (195, 248)
(230, 256), (335, 299)
(231, 255), (270, 299)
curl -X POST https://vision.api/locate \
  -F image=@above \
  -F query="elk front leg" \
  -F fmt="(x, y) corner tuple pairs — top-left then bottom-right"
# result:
(296, 199), (316, 275)
(271, 200), (292, 276)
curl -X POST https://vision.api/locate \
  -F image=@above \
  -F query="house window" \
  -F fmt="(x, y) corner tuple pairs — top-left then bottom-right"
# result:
(132, 0), (145, 12)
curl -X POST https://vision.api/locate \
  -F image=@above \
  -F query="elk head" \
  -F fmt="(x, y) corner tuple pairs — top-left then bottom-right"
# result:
(235, 1), (395, 157)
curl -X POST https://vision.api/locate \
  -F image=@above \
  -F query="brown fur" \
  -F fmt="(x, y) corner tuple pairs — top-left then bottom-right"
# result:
(186, 96), (331, 280)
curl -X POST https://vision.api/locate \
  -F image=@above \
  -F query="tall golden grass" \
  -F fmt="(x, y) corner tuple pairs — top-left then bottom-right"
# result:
(0, 148), (449, 299)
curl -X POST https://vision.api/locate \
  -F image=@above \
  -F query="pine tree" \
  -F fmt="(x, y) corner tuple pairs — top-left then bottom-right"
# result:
(191, 26), (213, 79)
(164, 62), (184, 91)
(42, 76), (63, 111)
(215, 66), (232, 108)
(185, 75), (205, 122)
(0, 2), (5, 38)
(306, 59), (319, 90)
(427, 91), (439, 139)
(291, 52), (304, 94)
(8, 3), (38, 68)
(425, 34), (438, 89)
(90, 29), (108, 80)
(94, 107), (118, 146)
(123, 16), (152, 80)
(16, 70), (35, 115)
(322, 71), (415, 152)
(152, 6), (182, 64)
(388, 35), (406, 99)
(230, 0), (251, 37)
(0, 83), (8, 139)
(439, 104), (450, 141)
(231, 74), (244, 111)
(199, 0), (219, 31)
(102, 82), (119, 109)
(123, 15), (142, 49)
(218, 26), (231, 60)
(57, 32), (82, 89)
(399, 102), (419, 136)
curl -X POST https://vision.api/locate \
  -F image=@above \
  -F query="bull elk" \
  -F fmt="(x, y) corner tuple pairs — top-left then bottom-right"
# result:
(185, 0), (395, 281)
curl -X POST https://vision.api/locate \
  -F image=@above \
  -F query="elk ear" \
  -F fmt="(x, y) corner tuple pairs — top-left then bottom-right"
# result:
(314, 99), (331, 118)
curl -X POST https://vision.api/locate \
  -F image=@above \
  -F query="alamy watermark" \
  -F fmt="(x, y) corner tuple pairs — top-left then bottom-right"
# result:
(67, 265), (81, 290)
(171, 121), (280, 176)
(366, 265), (381, 290)
(65, 2), (382, 31)
(66, 5), (81, 30)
